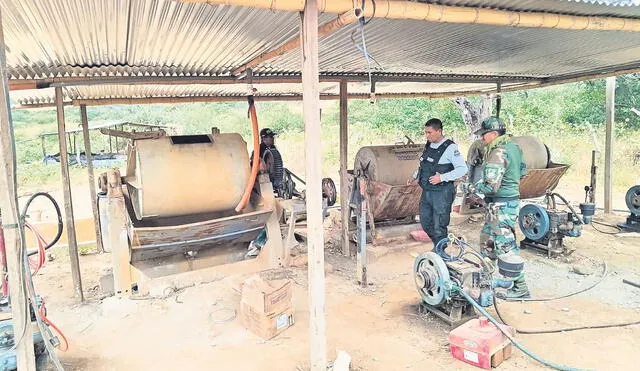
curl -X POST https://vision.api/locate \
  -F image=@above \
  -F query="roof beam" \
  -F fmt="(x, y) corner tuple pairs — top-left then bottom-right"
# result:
(7, 73), (535, 90)
(182, 0), (640, 32)
(233, 8), (363, 75)
(33, 90), (491, 107)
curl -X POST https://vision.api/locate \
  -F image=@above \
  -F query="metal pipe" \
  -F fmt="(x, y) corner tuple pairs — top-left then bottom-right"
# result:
(623, 279), (640, 289)
(181, 0), (640, 32)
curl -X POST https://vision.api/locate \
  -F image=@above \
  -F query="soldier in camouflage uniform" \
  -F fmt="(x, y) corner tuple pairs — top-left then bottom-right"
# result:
(472, 116), (530, 299)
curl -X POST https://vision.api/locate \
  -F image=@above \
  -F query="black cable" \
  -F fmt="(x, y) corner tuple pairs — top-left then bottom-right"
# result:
(590, 220), (621, 235)
(494, 294), (640, 334)
(362, 0), (376, 25)
(505, 260), (608, 302)
(20, 192), (63, 256)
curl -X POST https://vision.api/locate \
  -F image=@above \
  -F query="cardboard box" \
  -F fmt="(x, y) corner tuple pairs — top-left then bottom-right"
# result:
(240, 301), (295, 340)
(241, 275), (292, 315)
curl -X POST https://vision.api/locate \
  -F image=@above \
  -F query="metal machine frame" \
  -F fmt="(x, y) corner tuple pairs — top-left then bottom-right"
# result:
(102, 169), (285, 296)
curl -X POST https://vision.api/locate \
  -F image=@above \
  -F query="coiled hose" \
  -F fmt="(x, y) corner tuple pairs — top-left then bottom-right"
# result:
(20, 192), (63, 256)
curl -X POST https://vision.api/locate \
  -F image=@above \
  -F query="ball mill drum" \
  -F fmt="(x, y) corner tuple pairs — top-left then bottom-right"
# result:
(125, 133), (250, 220)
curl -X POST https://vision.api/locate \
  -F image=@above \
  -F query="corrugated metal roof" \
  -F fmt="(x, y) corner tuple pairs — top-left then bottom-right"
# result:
(4, 0), (640, 106)
(261, 18), (640, 77)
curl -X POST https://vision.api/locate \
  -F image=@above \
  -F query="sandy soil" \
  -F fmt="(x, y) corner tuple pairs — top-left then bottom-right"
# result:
(28, 205), (640, 371)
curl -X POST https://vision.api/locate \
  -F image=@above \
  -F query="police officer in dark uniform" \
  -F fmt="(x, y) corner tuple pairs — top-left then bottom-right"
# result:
(409, 118), (468, 247)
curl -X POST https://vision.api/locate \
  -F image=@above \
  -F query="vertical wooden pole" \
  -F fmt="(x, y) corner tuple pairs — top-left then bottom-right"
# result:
(55, 87), (84, 300)
(339, 80), (350, 256)
(80, 105), (104, 253)
(0, 10), (36, 369)
(604, 76), (615, 214)
(301, 1), (326, 369)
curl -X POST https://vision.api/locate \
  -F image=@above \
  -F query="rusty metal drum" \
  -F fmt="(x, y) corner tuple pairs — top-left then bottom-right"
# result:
(353, 144), (424, 185)
(124, 133), (250, 219)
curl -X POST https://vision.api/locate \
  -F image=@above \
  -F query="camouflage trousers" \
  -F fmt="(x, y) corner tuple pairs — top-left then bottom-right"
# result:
(480, 200), (520, 258)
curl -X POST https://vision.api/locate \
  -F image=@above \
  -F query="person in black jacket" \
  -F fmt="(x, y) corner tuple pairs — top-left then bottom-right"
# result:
(408, 118), (468, 248)
(251, 128), (284, 194)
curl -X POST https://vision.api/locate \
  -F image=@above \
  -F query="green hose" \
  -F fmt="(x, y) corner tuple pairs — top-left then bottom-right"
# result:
(453, 286), (590, 371)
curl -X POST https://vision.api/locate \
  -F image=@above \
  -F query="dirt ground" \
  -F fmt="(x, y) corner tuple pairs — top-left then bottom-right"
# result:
(29, 205), (640, 371)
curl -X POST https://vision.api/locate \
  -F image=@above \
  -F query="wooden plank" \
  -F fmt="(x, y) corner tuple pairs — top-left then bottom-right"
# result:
(55, 86), (84, 300)
(0, 11), (36, 369)
(339, 80), (350, 256)
(80, 105), (104, 253)
(301, 1), (327, 369)
(604, 76), (615, 214)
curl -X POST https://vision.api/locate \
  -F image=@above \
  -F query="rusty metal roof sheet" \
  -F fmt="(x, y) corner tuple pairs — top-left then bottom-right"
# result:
(4, 0), (640, 106)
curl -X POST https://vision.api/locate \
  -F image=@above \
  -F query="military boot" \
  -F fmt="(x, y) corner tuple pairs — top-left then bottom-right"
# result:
(495, 275), (530, 299)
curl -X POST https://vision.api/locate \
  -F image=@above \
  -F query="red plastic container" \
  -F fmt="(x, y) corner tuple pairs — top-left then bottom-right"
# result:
(448, 316), (514, 369)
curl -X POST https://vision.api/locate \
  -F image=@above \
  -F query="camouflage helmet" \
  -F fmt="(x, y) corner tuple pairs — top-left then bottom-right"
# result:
(474, 116), (506, 136)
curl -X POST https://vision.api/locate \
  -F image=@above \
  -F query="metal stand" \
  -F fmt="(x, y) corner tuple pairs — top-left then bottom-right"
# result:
(418, 301), (476, 328)
(618, 214), (640, 232)
(520, 237), (566, 257)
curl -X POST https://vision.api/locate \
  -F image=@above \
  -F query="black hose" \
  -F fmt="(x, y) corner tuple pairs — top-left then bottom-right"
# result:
(494, 294), (640, 334)
(550, 193), (584, 225)
(590, 220), (621, 235)
(20, 192), (63, 256)
(505, 260), (608, 302)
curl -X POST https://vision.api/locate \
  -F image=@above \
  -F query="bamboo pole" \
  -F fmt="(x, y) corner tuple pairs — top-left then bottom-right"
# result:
(339, 80), (350, 256)
(604, 77), (615, 214)
(0, 10), (36, 370)
(301, 1), (327, 369)
(233, 8), (362, 75)
(55, 87), (84, 300)
(182, 0), (640, 32)
(80, 105), (104, 253)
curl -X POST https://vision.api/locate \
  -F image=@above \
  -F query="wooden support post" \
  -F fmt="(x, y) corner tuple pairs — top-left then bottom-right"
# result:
(104, 170), (133, 296)
(356, 178), (368, 286)
(604, 76), (615, 214)
(55, 87), (84, 300)
(80, 105), (104, 253)
(0, 11), (36, 369)
(301, 1), (326, 369)
(339, 80), (350, 256)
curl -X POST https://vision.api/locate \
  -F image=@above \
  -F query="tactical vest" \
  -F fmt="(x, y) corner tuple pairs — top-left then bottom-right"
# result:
(418, 139), (455, 191)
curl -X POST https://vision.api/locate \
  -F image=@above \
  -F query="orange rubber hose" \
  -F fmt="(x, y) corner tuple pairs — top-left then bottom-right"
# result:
(235, 100), (260, 212)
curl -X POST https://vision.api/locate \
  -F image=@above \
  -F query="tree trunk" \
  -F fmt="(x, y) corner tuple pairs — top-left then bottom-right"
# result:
(452, 95), (494, 141)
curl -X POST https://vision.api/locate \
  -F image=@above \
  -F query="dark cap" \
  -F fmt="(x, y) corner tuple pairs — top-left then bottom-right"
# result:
(260, 128), (277, 137)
